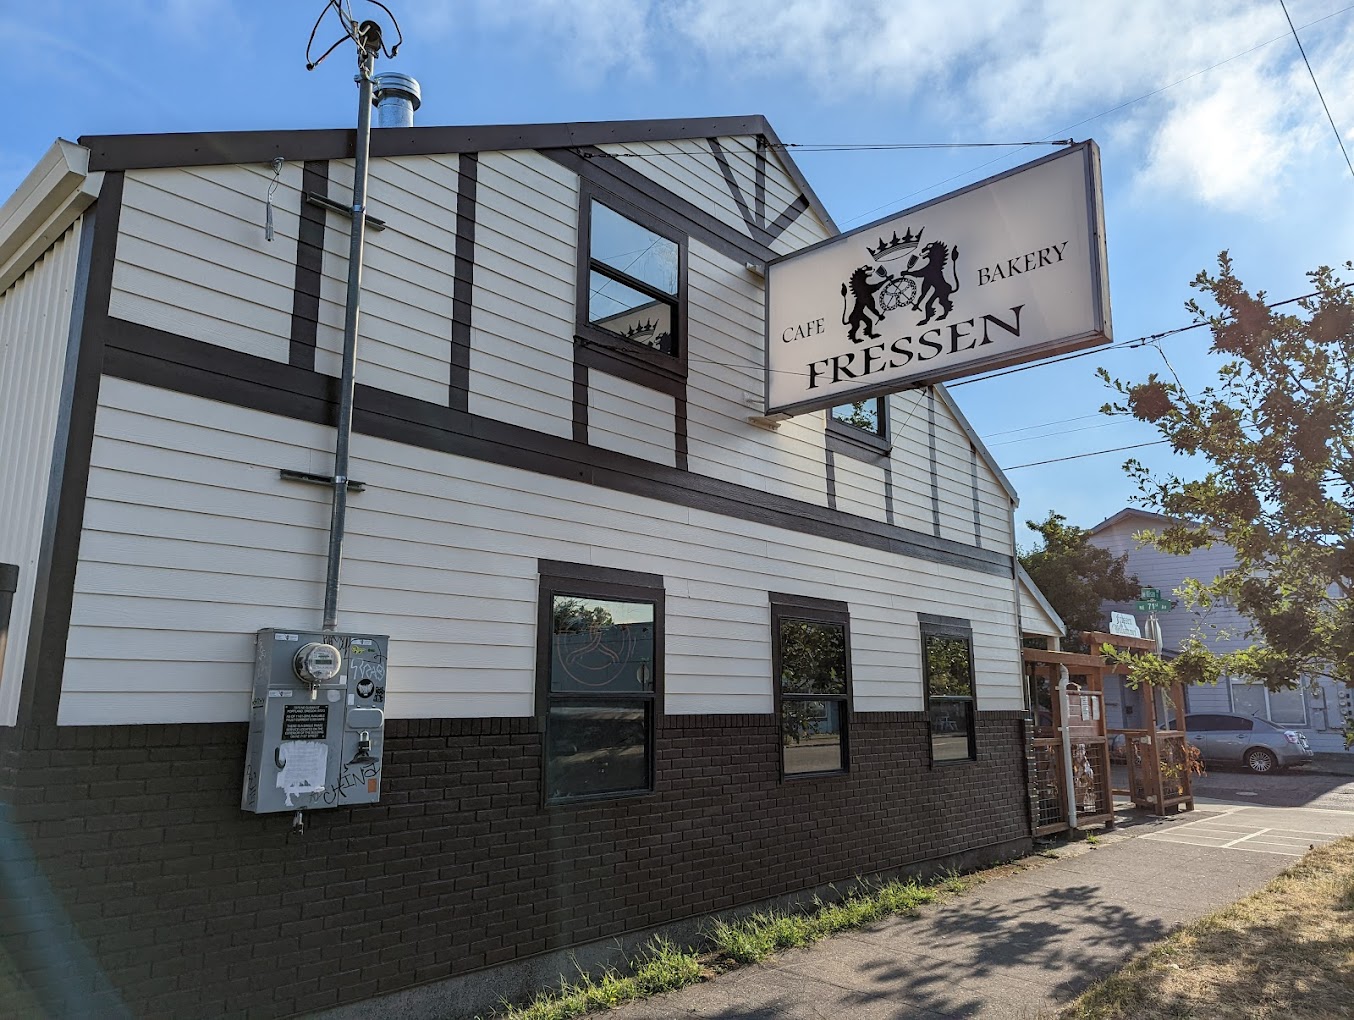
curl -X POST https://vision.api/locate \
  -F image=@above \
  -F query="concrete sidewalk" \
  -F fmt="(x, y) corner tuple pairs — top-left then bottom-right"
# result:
(601, 804), (1354, 1019)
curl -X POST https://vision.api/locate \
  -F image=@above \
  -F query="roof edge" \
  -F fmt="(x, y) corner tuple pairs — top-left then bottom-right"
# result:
(933, 384), (1019, 505)
(1087, 507), (1175, 535)
(79, 114), (774, 172)
(0, 139), (102, 294)
(1017, 563), (1066, 637)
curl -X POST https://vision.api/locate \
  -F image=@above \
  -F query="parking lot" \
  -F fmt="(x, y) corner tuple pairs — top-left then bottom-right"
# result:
(1190, 763), (1354, 812)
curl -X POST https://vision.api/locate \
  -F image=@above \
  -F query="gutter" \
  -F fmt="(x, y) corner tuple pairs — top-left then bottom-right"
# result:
(0, 139), (102, 294)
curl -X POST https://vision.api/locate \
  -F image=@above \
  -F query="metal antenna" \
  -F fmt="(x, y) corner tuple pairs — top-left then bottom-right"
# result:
(304, 0), (404, 633)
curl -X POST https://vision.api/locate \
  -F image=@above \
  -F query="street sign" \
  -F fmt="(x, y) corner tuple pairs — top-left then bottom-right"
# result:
(1136, 599), (1173, 613)
(1139, 588), (1162, 600)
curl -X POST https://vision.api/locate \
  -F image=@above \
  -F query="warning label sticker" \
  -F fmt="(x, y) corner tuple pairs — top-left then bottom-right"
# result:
(282, 704), (328, 741)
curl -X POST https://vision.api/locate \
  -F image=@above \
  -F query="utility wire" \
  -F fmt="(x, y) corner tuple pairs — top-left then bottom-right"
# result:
(1005, 440), (1170, 471)
(1279, 0), (1354, 180)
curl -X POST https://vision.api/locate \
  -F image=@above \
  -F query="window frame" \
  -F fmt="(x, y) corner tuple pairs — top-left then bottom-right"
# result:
(536, 561), (665, 808)
(574, 181), (689, 394)
(1228, 677), (1308, 727)
(770, 592), (853, 781)
(919, 614), (978, 765)
(827, 397), (891, 461)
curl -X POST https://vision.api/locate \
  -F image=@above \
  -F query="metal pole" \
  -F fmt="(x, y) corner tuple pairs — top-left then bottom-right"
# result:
(322, 48), (376, 632)
(1058, 665), (1079, 831)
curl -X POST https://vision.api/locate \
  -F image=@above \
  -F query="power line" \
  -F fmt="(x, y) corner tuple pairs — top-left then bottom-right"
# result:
(1280, 0), (1354, 180)
(1004, 440), (1170, 471)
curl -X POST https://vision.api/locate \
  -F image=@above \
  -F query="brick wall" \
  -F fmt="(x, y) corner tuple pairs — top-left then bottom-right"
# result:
(0, 712), (1030, 1019)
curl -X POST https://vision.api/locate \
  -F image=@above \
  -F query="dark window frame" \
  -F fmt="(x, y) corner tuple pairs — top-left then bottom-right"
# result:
(771, 592), (853, 781)
(574, 180), (689, 395)
(920, 613), (978, 765)
(536, 561), (665, 807)
(827, 398), (891, 461)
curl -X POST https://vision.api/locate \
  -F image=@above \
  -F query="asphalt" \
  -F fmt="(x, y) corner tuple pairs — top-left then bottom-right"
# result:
(600, 794), (1354, 1020)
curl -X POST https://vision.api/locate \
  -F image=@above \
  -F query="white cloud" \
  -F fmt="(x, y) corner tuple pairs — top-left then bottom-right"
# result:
(457, 0), (1354, 209)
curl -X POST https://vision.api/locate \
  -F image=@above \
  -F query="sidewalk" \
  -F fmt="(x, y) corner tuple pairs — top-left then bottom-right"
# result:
(599, 803), (1354, 1019)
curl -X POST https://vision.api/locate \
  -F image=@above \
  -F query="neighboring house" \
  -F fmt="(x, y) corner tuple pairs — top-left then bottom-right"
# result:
(1088, 508), (1351, 753)
(0, 116), (1039, 1017)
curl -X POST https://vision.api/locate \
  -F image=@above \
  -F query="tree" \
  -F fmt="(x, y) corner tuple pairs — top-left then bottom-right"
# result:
(1019, 511), (1140, 637)
(1099, 255), (1354, 747)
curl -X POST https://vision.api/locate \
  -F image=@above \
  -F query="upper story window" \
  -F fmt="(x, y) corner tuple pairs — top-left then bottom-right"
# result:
(576, 185), (688, 387)
(828, 397), (890, 458)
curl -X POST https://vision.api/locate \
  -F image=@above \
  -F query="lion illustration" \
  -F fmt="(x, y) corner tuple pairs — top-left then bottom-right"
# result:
(898, 242), (960, 325)
(841, 265), (889, 343)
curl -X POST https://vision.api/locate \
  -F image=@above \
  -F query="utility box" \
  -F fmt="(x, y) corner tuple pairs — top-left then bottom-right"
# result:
(242, 629), (389, 814)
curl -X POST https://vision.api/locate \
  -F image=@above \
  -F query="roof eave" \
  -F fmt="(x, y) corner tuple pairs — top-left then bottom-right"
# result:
(0, 138), (102, 294)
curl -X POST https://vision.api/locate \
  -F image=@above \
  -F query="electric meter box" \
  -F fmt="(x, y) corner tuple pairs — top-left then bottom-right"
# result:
(241, 628), (389, 815)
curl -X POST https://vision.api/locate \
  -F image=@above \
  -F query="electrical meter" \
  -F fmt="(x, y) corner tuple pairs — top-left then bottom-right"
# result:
(241, 628), (389, 815)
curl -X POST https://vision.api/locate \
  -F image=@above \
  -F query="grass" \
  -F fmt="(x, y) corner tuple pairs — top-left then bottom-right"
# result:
(1059, 835), (1354, 1020)
(490, 870), (983, 1020)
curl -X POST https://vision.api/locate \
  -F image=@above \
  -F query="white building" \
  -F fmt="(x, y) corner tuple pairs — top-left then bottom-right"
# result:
(1089, 508), (1351, 753)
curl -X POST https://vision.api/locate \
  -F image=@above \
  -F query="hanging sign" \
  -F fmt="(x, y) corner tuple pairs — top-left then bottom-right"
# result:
(765, 141), (1111, 417)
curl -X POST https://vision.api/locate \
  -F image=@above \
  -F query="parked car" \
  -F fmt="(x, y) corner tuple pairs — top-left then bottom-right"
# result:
(1184, 713), (1315, 774)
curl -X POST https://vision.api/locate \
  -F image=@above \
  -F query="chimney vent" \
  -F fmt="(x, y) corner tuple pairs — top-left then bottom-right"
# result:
(373, 72), (421, 128)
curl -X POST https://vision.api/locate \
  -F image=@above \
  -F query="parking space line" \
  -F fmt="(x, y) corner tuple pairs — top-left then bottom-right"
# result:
(1221, 827), (1270, 848)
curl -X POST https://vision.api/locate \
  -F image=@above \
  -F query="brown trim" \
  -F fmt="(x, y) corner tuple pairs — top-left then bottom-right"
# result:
(707, 136), (810, 250)
(0, 564), (16, 695)
(288, 160), (328, 370)
(19, 174), (121, 727)
(824, 447), (837, 511)
(81, 116), (777, 173)
(884, 463), (896, 527)
(99, 318), (1013, 577)
(770, 592), (853, 781)
(927, 388), (941, 538)
(546, 145), (772, 267)
(451, 152), (478, 412)
(571, 360), (588, 444)
(674, 393), (688, 472)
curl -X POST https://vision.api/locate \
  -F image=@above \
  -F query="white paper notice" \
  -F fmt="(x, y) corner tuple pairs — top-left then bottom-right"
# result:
(277, 741), (328, 805)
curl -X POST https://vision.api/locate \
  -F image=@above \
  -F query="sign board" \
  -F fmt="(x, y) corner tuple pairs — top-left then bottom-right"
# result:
(1136, 599), (1173, 613)
(1109, 612), (1141, 638)
(1140, 588), (1162, 600)
(765, 141), (1111, 416)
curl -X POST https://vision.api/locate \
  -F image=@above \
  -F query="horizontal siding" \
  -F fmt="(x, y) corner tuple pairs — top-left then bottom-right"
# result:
(468, 150), (577, 437)
(317, 155), (457, 405)
(0, 223), (81, 725)
(61, 379), (1023, 724)
(110, 164), (301, 362)
(587, 371), (676, 467)
(1092, 519), (1249, 655)
(598, 136), (832, 256)
(685, 242), (828, 505)
(833, 455), (887, 520)
(885, 389), (934, 533)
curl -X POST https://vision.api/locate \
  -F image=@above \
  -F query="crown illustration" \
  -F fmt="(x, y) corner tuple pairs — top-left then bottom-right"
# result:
(625, 318), (659, 342)
(868, 227), (923, 262)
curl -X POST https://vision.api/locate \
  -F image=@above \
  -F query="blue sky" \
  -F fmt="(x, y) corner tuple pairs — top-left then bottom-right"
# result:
(4, 0), (1352, 548)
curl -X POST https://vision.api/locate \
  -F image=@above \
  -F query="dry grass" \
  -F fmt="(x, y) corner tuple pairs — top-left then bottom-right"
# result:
(1060, 835), (1354, 1020)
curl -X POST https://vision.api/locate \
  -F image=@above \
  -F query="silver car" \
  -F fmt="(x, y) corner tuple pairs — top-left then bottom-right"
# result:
(1184, 712), (1315, 774)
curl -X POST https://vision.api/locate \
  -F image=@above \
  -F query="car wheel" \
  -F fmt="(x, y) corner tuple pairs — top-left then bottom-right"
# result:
(1245, 748), (1277, 774)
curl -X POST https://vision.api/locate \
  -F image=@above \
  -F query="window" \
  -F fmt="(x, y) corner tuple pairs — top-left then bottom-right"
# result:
(1230, 678), (1307, 726)
(537, 563), (664, 804)
(827, 397), (890, 458)
(921, 616), (977, 763)
(772, 594), (852, 777)
(576, 185), (687, 384)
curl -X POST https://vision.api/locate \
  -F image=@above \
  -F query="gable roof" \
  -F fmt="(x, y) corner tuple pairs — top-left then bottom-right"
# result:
(77, 114), (837, 236)
(1017, 563), (1065, 637)
(1088, 507), (1175, 536)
